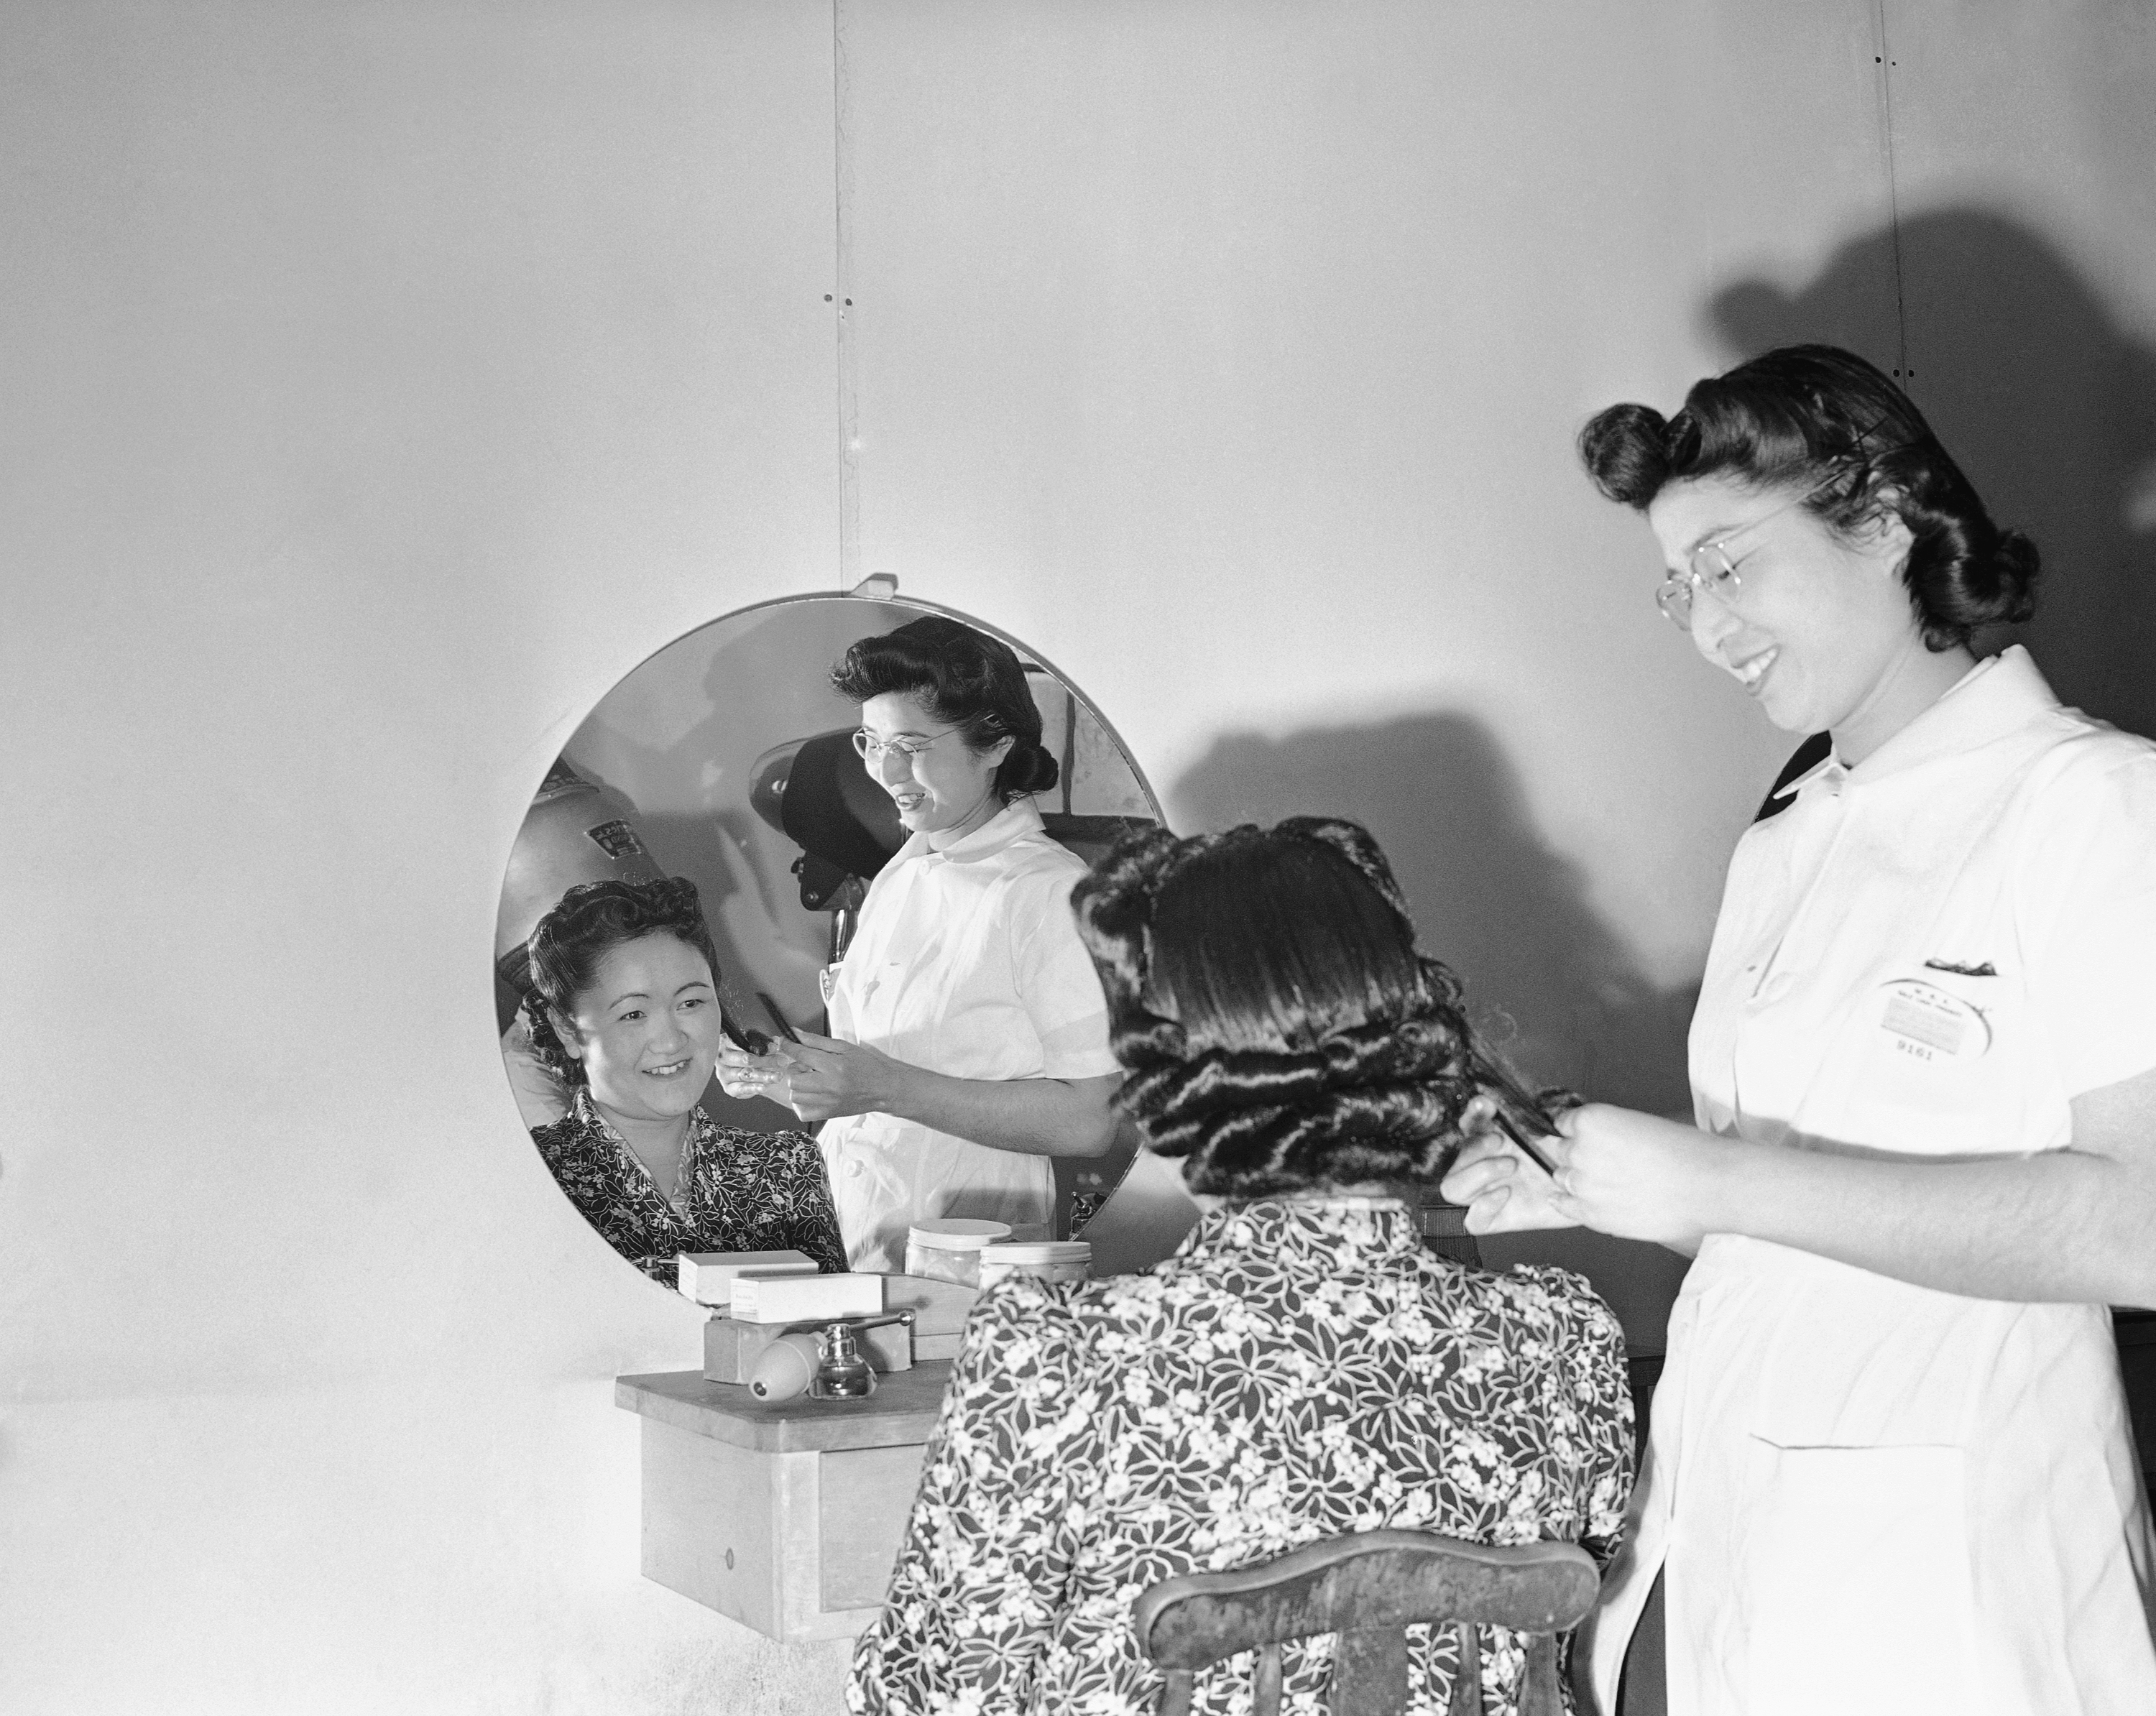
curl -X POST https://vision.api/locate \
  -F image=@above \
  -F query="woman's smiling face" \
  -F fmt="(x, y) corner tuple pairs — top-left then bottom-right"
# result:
(859, 690), (1012, 841)
(553, 931), (724, 1125)
(1646, 474), (1922, 743)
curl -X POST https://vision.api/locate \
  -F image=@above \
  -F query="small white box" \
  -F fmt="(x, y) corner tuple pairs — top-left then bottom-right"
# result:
(728, 1272), (885, 1324)
(676, 1250), (819, 1307)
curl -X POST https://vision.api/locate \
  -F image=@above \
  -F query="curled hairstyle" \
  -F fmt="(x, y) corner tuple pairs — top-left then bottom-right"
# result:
(1071, 818), (1552, 1199)
(520, 876), (722, 1087)
(830, 614), (1060, 803)
(1577, 343), (2038, 650)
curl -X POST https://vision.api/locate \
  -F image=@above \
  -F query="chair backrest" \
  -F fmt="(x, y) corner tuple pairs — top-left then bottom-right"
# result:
(1131, 1529), (1598, 1716)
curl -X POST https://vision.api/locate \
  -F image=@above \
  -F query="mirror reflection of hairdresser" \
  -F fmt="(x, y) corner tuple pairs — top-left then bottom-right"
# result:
(1446, 347), (2156, 1712)
(719, 617), (1121, 1271)
(520, 877), (848, 1281)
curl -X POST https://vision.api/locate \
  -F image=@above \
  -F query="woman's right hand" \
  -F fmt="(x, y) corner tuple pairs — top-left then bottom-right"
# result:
(715, 1041), (788, 1103)
(1439, 1093), (1576, 1233)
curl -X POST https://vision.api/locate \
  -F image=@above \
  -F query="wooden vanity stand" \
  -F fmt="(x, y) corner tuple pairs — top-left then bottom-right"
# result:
(614, 1362), (951, 1641)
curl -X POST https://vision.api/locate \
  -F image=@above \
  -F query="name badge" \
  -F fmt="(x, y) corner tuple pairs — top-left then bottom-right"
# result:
(1875, 978), (1991, 1063)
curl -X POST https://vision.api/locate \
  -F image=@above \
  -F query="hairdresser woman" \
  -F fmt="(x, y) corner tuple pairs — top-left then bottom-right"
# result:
(722, 616), (1121, 1270)
(1445, 345), (2156, 1714)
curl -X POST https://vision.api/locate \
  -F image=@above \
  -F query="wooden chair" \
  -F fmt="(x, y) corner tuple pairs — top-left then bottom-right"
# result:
(1131, 1529), (1598, 1716)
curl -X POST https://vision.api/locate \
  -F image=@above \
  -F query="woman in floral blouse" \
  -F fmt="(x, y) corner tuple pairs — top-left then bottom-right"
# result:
(520, 877), (846, 1282)
(849, 818), (1634, 1715)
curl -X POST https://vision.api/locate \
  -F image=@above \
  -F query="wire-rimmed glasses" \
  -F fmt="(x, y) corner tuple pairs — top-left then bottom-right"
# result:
(1652, 483), (1851, 631)
(852, 726), (959, 763)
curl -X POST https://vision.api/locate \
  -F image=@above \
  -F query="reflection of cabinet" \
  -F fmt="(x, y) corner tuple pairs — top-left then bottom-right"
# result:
(615, 1365), (949, 1641)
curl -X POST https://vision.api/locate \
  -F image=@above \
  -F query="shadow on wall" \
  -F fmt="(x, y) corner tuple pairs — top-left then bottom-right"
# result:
(1709, 206), (2156, 740)
(1171, 710), (1695, 1115)
(1171, 711), (1701, 1351)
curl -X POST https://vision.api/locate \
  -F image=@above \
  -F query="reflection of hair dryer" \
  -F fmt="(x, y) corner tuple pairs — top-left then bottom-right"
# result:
(493, 757), (664, 1030)
(748, 729), (905, 910)
(748, 728), (905, 969)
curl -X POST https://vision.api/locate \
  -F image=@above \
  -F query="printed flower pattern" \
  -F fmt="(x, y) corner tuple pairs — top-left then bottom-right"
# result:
(531, 1089), (847, 1281)
(849, 1198), (1632, 1715)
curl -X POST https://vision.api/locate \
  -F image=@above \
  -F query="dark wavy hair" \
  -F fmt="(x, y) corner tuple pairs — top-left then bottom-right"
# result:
(519, 876), (722, 1087)
(1577, 343), (2038, 650)
(1070, 818), (1554, 1199)
(829, 614), (1059, 803)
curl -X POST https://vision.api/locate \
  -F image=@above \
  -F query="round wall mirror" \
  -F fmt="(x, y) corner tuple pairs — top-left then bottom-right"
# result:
(497, 589), (1192, 1283)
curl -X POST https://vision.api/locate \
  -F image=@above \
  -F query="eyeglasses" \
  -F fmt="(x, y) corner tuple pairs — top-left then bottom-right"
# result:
(852, 726), (959, 763)
(1653, 488), (1822, 631)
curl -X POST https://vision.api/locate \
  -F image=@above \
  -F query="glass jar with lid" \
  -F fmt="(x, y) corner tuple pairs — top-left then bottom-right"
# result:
(977, 1240), (1092, 1291)
(903, 1218), (1013, 1288)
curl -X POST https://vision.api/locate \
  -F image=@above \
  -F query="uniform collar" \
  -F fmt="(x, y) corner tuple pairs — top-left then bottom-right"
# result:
(890, 797), (1046, 866)
(1772, 646), (2060, 803)
(1853, 645), (2060, 780)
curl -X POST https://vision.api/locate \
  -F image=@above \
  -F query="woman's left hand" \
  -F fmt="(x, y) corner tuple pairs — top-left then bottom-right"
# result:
(1547, 1103), (1732, 1248)
(773, 1031), (908, 1126)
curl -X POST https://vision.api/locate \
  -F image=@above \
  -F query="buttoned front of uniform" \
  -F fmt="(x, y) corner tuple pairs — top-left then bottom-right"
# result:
(819, 798), (1120, 1272)
(1588, 648), (2156, 1715)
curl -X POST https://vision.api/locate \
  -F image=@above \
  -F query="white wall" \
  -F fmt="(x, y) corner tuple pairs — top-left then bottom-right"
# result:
(2, 3), (859, 1710)
(5, 3), (2151, 1712)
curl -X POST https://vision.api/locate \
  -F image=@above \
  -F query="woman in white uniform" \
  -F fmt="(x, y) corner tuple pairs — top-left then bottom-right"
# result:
(1446, 345), (2156, 1714)
(723, 615), (1122, 1271)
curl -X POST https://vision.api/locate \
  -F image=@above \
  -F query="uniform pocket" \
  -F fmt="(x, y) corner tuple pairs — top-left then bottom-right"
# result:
(1741, 1439), (1978, 1716)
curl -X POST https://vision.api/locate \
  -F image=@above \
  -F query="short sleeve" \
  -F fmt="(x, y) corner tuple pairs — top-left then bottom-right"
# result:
(2012, 742), (2156, 1098)
(847, 1278), (1100, 1715)
(1008, 867), (1121, 1080)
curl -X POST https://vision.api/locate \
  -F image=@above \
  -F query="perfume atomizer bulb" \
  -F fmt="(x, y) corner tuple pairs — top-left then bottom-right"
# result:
(746, 1311), (915, 1402)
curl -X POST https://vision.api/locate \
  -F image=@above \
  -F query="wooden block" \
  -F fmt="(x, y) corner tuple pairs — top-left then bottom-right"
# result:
(883, 1273), (979, 1338)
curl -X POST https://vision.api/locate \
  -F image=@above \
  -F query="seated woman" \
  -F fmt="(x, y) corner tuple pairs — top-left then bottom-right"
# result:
(520, 876), (847, 1281)
(722, 615), (1121, 1270)
(847, 818), (1634, 1716)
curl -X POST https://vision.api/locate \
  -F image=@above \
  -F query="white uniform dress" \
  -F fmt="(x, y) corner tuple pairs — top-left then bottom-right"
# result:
(1585, 647), (2156, 1715)
(820, 798), (1120, 1272)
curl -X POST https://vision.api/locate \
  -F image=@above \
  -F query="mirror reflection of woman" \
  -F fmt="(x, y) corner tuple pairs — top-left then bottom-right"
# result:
(523, 877), (847, 1281)
(1446, 346), (2156, 1712)
(721, 617), (1120, 1271)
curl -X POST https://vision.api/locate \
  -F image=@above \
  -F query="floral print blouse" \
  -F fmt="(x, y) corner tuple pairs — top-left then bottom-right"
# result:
(530, 1089), (847, 1281)
(847, 1197), (1632, 1716)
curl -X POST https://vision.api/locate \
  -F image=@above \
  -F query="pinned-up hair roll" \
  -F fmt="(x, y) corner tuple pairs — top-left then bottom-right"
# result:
(1071, 817), (1562, 1199)
(1577, 343), (2039, 650)
(829, 614), (1061, 803)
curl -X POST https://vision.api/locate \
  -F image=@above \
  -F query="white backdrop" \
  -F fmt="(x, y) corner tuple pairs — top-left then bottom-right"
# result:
(4, 2), (2151, 1711)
